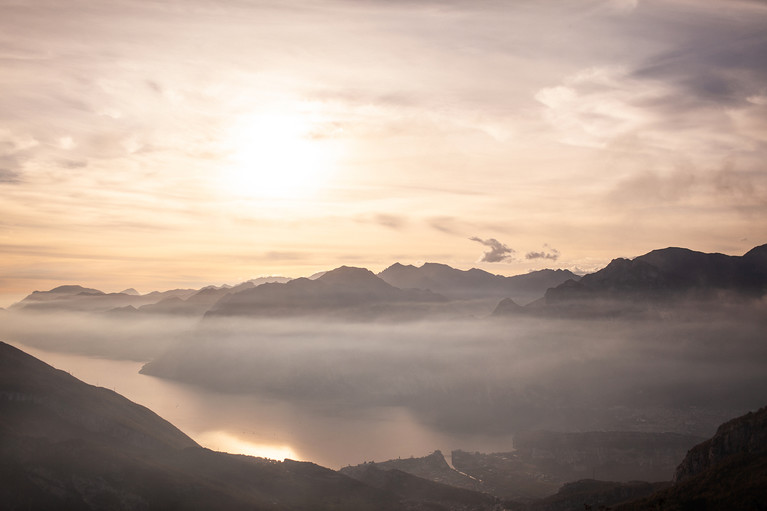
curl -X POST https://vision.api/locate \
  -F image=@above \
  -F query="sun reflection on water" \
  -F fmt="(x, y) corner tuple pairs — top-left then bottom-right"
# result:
(196, 430), (300, 461)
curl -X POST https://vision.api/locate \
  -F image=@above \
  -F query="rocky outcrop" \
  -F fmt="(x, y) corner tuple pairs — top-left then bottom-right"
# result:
(674, 405), (767, 483)
(614, 406), (767, 510)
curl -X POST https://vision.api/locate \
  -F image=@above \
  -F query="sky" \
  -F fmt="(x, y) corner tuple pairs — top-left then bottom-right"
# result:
(1, 0), (766, 304)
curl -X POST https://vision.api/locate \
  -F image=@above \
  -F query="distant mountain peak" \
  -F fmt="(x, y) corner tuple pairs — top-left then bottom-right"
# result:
(380, 262), (578, 303)
(317, 266), (390, 287)
(47, 285), (104, 295)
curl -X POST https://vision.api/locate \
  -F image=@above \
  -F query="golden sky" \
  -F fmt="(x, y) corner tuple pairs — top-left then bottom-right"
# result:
(1, 0), (766, 304)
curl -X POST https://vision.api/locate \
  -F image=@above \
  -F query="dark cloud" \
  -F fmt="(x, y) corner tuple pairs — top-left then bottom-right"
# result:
(631, 8), (767, 108)
(526, 245), (560, 261)
(469, 236), (515, 262)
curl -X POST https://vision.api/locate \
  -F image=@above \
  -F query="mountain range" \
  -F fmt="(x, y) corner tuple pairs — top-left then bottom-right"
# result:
(543, 244), (767, 305)
(8, 264), (579, 319)
(491, 243), (767, 317)
(9, 244), (766, 321)
(378, 263), (579, 303)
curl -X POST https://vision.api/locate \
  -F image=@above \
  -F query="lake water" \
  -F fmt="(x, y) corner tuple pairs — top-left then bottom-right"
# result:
(8, 341), (515, 469)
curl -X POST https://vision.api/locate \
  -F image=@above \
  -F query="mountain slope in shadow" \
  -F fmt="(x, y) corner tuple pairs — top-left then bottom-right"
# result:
(614, 406), (767, 511)
(0, 342), (502, 510)
(545, 244), (767, 305)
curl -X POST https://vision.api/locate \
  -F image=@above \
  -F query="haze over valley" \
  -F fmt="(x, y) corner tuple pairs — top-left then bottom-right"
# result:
(3, 244), (767, 471)
(2, 243), (767, 509)
(2, 0), (767, 508)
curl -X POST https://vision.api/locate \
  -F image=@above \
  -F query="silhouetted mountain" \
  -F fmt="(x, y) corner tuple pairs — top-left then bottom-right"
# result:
(0, 341), (196, 452)
(206, 266), (447, 320)
(10, 285), (199, 313)
(492, 298), (524, 315)
(135, 281), (254, 315)
(615, 406), (767, 511)
(542, 244), (767, 315)
(10, 278), (292, 316)
(249, 276), (293, 286)
(0, 342), (509, 511)
(379, 263), (579, 304)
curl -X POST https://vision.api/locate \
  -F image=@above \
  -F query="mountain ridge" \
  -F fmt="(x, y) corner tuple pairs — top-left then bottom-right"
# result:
(545, 243), (767, 305)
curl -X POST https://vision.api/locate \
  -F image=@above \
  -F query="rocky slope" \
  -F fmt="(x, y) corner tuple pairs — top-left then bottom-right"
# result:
(615, 406), (767, 511)
(674, 405), (767, 483)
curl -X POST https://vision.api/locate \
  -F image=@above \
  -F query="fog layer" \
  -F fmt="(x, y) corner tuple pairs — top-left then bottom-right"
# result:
(3, 301), (766, 463)
(142, 312), (767, 438)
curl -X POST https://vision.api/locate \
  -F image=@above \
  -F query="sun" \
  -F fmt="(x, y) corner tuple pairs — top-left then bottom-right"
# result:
(222, 112), (335, 200)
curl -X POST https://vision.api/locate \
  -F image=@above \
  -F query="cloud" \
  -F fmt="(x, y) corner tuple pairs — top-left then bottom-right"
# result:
(0, 168), (20, 183)
(373, 214), (408, 230)
(525, 245), (560, 261)
(534, 66), (661, 148)
(469, 236), (515, 263)
(632, 23), (767, 108)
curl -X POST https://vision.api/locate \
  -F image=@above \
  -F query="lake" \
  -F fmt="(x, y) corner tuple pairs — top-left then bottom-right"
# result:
(7, 340), (516, 469)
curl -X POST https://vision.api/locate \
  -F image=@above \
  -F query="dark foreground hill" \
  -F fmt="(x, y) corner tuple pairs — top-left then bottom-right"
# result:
(0, 342), (503, 511)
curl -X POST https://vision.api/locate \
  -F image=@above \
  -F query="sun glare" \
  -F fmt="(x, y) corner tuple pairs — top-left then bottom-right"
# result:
(223, 112), (335, 200)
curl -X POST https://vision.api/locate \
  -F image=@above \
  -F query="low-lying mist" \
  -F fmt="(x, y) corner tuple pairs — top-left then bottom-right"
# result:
(0, 309), (197, 360)
(3, 304), (766, 447)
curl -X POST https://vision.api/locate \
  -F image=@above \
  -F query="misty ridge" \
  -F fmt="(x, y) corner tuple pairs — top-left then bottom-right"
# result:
(2, 244), (766, 441)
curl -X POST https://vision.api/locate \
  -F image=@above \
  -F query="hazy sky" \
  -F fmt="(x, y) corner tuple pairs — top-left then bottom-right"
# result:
(2, 0), (766, 303)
